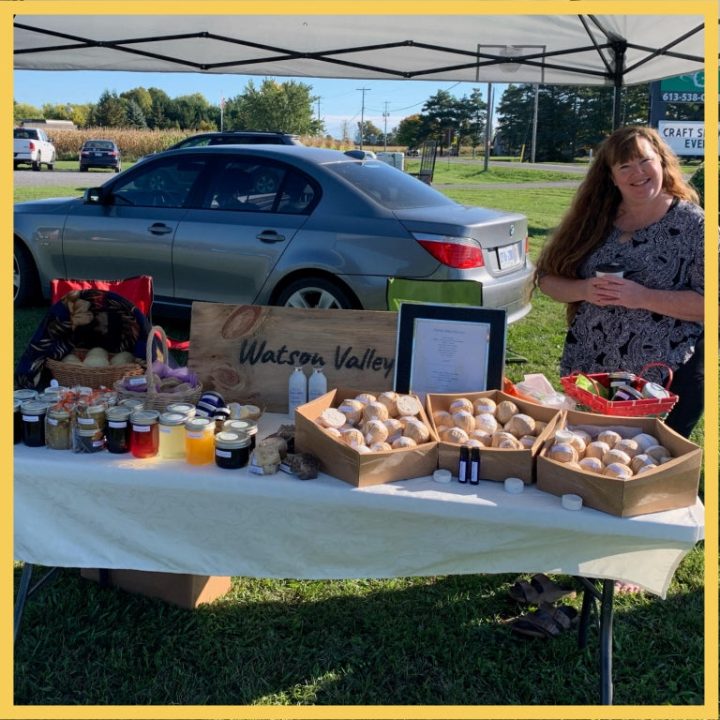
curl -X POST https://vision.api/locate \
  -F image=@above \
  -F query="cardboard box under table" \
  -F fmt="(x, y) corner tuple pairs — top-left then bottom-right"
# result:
(295, 388), (438, 487)
(81, 569), (231, 609)
(536, 410), (702, 517)
(427, 390), (559, 484)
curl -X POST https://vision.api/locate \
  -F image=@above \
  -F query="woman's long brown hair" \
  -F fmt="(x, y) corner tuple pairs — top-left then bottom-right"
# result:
(533, 126), (699, 323)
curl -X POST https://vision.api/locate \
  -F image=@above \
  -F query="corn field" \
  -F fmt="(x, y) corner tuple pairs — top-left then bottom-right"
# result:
(46, 127), (391, 161)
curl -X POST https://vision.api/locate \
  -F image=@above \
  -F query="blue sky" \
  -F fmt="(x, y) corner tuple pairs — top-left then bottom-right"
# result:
(13, 69), (505, 138)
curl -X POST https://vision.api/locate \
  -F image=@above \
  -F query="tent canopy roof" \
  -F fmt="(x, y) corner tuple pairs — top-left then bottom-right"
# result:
(14, 14), (705, 87)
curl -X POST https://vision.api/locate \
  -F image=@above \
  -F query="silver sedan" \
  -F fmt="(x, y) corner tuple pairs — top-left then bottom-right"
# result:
(14, 145), (533, 321)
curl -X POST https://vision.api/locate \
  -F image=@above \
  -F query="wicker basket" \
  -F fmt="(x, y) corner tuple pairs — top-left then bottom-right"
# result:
(46, 349), (144, 390)
(114, 326), (202, 412)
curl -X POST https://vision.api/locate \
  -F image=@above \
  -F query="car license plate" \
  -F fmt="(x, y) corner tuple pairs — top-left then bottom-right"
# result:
(497, 243), (520, 269)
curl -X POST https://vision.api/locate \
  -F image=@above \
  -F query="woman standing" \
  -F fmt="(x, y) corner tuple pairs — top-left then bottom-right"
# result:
(535, 126), (705, 437)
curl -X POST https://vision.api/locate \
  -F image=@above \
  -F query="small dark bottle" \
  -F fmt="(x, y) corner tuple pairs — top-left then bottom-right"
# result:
(458, 446), (469, 483)
(469, 447), (480, 485)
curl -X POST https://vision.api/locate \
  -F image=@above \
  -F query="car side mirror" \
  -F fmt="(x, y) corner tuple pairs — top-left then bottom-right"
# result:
(84, 187), (106, 205)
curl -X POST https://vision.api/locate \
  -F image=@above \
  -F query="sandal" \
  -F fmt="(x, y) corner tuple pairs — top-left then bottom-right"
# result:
(509, 603), (578, 639)
(508, 574), (575, 605)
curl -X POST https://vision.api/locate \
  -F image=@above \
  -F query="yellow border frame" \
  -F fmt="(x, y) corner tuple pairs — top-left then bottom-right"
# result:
(3, 2), (717, 720)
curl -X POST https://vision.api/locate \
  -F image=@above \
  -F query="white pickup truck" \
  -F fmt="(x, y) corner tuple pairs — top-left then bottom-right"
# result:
(14, 127), (56, 171)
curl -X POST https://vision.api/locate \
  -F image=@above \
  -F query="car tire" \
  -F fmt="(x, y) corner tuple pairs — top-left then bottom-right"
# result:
(80, 166), (88, 172)
(32, 159), (40, 171)
(115, 166), (121, 173)
(275, 276), (357, 310)
(14, 241), (40, 308)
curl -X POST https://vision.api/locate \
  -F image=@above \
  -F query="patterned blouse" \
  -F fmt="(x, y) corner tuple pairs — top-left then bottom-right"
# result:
(560, 199), (704, 383)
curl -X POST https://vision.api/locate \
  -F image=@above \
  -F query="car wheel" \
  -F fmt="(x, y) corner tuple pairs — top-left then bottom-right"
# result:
(32, 159), (40, 171)
(80, 166), (88, 172)
(14, 241), (40, 308)
(115, 165), (121, 173)
(275, 277), (357, 310)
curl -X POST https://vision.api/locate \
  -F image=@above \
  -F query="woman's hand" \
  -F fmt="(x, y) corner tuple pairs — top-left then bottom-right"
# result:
(590, 277), (643, 307)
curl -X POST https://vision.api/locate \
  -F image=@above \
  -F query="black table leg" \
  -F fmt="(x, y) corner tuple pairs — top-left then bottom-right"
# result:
(599, 579), (615, 705)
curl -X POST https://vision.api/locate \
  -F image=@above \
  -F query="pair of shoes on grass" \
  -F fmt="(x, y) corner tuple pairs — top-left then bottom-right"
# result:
(507, 574), (578, 640)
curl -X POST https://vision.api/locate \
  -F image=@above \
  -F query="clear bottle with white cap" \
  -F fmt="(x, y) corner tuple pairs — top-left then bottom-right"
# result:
(288, 366), (308, 416)
(308, 365), (328, 401)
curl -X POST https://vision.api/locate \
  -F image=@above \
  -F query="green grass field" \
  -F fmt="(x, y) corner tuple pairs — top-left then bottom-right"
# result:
(13, 164), (706, 707)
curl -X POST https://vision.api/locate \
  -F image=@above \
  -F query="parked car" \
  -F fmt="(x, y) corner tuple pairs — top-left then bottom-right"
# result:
(14, 145), (533, 323)
(167, 131), (303, 150)
(79, 139), (122, 172)
(13, 127), (56, 171)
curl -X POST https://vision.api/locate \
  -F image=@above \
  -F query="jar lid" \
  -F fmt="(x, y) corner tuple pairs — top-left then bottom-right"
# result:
(130, 409), (160, 425)
(165, 402), (196, 416)
(215, 431), (251, 449)
(47, 407), (71, 419)
(185, 416), (214, 431)
(118, 398), (145, 409)
(106, 406), (132, 421)
(14, 389), (38, 401)
(14, 398), (22, 410)
(159, 412), (187, 426)
(224, 419), (258, 435)
(21, 400), (50, 414)
(641, 382), (670, 399)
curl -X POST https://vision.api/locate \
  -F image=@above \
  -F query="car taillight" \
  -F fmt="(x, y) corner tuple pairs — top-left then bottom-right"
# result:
(28, 141), (35, 151)
(412, 233), (485, 269)
(524, 235), (530, 254)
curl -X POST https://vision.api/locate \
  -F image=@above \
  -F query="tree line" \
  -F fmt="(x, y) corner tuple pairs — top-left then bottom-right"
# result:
(14, 80), (703, 162)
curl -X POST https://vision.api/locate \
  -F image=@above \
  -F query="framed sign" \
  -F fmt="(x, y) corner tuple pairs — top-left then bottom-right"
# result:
(393, 303), (507, 398)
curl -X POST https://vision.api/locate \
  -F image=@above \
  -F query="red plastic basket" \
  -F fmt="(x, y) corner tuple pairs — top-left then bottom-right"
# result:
(560, 363), (678, 417)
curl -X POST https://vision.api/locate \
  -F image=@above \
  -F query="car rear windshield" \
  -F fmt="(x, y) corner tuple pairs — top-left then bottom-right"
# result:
(323, 160), (455, 210)
(83, 141), (115, 150)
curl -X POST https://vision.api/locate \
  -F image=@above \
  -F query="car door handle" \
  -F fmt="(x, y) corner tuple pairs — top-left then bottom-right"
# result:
(257, 230), (286, 243)
(148, 223), (173, 235)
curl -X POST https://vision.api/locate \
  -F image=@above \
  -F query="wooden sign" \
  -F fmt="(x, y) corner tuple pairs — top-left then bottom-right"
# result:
(187, 303), (398, 412)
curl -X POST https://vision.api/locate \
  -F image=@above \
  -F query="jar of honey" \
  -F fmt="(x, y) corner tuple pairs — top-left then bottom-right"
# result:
(129, 410), (160, 458)
(159, 412), (187, 460)
(184, 417), (215, 465)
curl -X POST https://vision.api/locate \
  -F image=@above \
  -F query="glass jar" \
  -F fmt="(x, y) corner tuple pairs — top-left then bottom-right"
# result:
(130, 410), (160, 458)
(158, 412), (187, 460)
(75, 427), (105, 453)
(21, 400), (49, 447)
(45, 406), (72, 450)
(106, 406), (133, 454)
(223, 419), (258, 450)
(75, 402), (108, 433)
(14, 399), (22, 444)
(184, 417), (215, 465)
(215, 431), (251, 469)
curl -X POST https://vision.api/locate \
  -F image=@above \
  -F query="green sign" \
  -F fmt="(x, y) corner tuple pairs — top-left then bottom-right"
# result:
(660, 72), (705, 93)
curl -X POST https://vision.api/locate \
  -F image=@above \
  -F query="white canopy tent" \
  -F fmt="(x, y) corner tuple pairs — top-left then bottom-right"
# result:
(13, 13), (709, 128)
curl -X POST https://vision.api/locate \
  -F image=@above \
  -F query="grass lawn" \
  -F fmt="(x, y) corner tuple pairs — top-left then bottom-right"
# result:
(13, 164), (706, 707)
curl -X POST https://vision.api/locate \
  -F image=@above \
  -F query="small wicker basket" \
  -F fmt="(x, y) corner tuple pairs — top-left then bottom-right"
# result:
(46, 349), (144, 390)
(114, 326), (202, 412)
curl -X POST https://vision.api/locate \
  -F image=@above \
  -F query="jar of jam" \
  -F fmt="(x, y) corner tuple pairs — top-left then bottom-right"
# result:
(130, 410), (160, 458)
(14, 399), (22, 444)
(215, 431), (251, 469)
(106, 406), (133, 454)
(184, 417), (215, 465)
(159, 412), (187, 460)
(45, 406), (72, 450)
(21, 400), (49, 447)
(223, 419), (258, 450)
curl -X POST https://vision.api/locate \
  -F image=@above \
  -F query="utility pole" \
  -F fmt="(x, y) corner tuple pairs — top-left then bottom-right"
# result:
(357, 87), (370, 149)
(383, 101), (390, 151)
(483, 83), (493, 172)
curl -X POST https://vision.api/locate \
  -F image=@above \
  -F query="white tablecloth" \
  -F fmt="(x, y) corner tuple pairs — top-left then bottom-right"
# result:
(14, 415), (704, 598)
